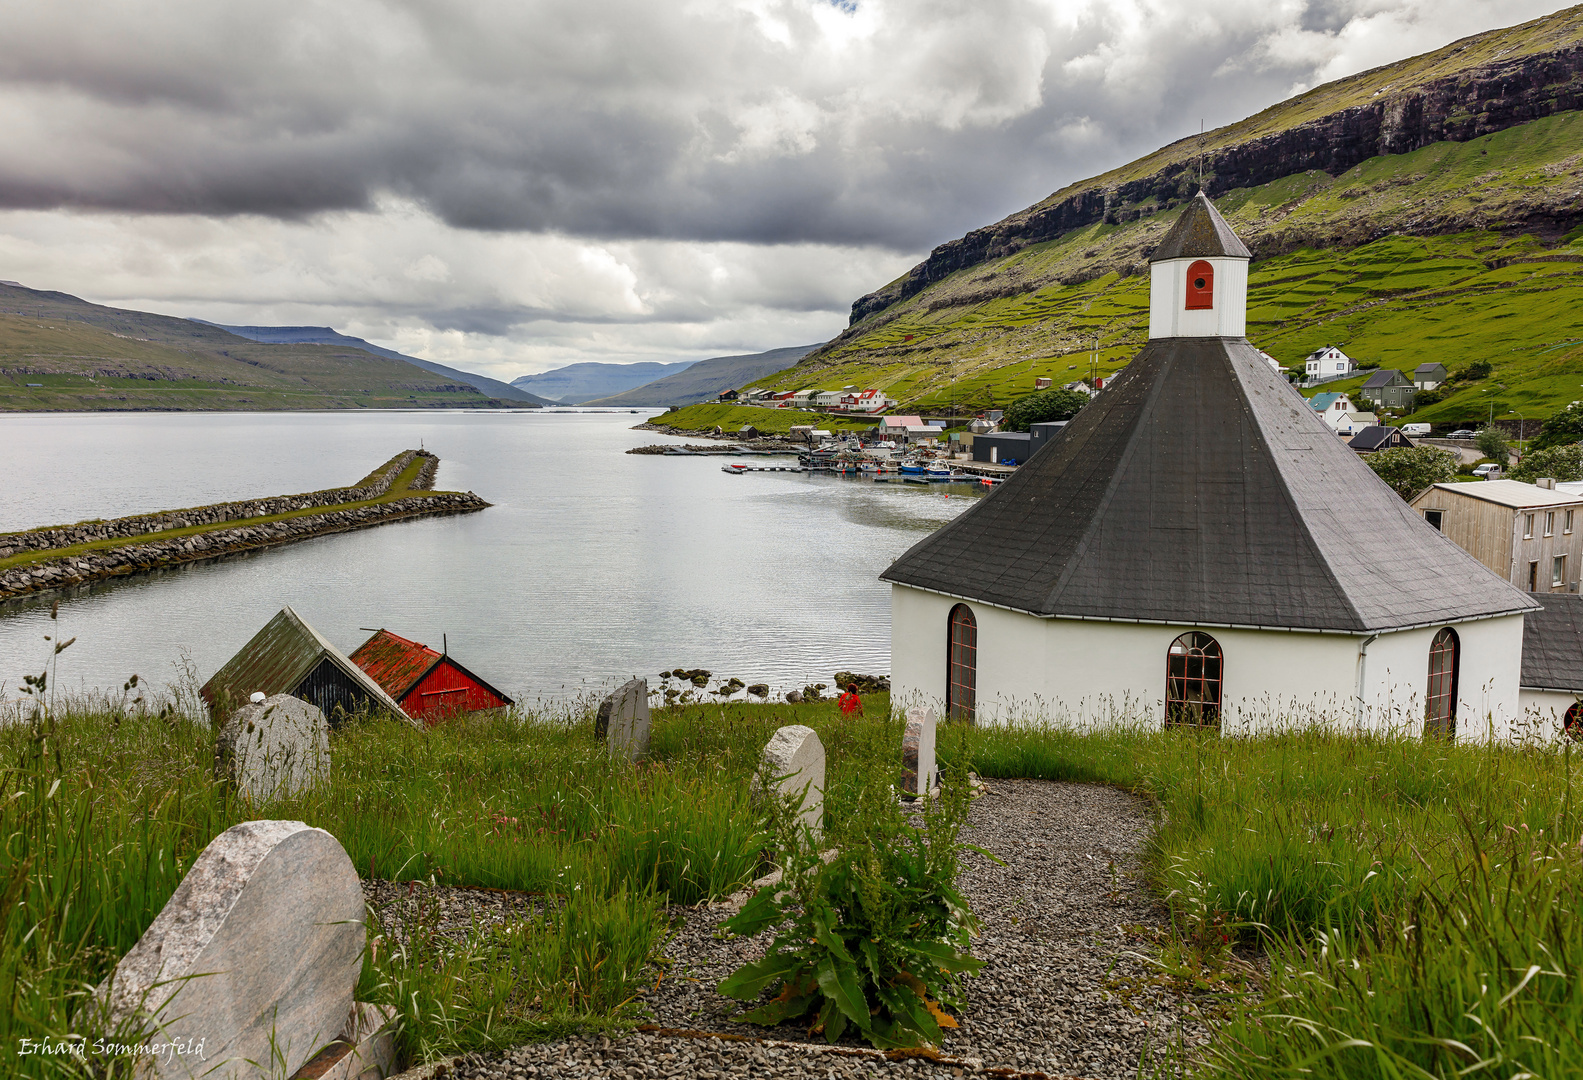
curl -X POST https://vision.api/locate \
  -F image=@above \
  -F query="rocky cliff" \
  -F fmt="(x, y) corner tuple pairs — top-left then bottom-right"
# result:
(850, 7), (1583, 325)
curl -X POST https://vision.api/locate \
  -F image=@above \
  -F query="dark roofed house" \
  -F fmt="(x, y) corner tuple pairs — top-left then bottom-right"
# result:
(1414, 362), (1448, 389)
(201, 606), (413, 726)
(1349, 425), (1414, 453)
(351, 629), (514, 725)
(1357, 368), (1415, 410)
(882, 191), (1536, 737)
(1520, 594), (1583, 735)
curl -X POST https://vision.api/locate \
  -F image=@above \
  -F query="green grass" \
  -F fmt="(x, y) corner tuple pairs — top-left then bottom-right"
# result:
(651, 403), (875, 434)
(11, 651), (1583, 1079)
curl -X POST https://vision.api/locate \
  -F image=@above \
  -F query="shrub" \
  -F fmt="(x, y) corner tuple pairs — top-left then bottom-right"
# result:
(1001, 388), (1088, 432)
(1510, 443), (1583, 484)
(1475, 425), (1510, 464)
(1532, 401), (1583, 450)
(718, 751), (986, 1048)
(1364, 445), (1459, 499)
(1447, 360), (1492, 384)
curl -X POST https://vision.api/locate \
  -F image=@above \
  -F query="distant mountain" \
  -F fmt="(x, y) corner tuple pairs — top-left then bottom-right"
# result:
(0, 283), (523, 413)
(581, 345), (824, 407)
(196, 322), (552, 406)
(508, 361), (695, 404)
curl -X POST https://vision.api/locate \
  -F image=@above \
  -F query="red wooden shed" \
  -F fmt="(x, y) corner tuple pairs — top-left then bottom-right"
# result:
(349, 629), (513, 724)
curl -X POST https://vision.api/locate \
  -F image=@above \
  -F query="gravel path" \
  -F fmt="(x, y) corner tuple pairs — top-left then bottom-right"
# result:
(383, 779), (1208, 1080)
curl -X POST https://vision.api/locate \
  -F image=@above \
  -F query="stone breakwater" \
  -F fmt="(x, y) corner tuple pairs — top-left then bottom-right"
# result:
(0, 491), (488, 602)
(0, 449), (431, 558)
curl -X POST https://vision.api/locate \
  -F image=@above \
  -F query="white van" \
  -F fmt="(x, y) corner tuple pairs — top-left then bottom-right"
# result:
(1402, 423), (1432, 437)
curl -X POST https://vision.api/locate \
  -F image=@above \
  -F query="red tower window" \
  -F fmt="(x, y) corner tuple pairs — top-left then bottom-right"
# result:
(1185, 260), (1214, 310)
(1166, 631), (1222, 728)
(947, 604), (977, 723)
(1425, 627), (1459, 738)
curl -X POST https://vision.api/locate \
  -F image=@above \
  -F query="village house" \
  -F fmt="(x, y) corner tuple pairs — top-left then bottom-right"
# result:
(1413, 362), (1448, 389)
(1305, 345), (1354, 380)
(201, 606), (412, 725)
(883, 193), (1537, 738)
(1348, 425), (1415, 453)
(1409, 479), (1583, 593)
(1358, 368), (1416, 410)
(840, 388), (895, 413)
(350, 629), (513, 725)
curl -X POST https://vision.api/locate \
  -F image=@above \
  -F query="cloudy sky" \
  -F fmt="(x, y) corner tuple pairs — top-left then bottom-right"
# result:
(0, 0), (1566, 379)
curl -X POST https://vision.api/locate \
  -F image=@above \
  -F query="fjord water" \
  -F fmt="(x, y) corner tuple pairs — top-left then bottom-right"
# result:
(0, 411), (979, 703)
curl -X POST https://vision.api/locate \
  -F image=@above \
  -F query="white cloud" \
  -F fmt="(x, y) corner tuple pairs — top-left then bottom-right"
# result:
(0, 0), (1563, 374)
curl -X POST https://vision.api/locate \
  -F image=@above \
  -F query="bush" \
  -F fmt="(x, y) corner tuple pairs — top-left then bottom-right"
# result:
(1447, 360), (1492, 384)
(1364, 445), (1459, 499)
(718, 747), (985, 1048)
(1412, 388), (1445, 407)
(1001, 388), (1088, 432)
(1510, 443), (1583, 484)
(1475, 425), (1511, 464)
(1532, 401), (1583, 451)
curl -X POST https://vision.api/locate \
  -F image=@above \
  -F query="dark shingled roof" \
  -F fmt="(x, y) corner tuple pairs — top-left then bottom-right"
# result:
(1348, 426), (1413, 452)
(1148, 192), (1252, 262)
(1521, 595), (1583, 691)
(881, 336), (1536, 632)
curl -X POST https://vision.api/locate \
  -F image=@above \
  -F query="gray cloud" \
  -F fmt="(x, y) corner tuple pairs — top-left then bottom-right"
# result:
(0, 0), (1562, 253)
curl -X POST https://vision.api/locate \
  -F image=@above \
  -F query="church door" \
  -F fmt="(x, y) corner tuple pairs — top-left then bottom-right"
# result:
(1166, 632), (1222, 729)
(947, 604), (977, 723)
(1425, 627), (1459, 738)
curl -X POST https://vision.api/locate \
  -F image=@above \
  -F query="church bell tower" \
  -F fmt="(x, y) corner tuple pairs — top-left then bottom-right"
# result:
(1147, 192), (1251, 339)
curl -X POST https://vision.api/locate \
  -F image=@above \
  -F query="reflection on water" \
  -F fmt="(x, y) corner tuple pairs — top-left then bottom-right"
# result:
(0, 411), (980, 702)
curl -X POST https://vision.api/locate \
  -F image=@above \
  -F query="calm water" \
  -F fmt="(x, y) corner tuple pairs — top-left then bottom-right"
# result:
(0, 411), (980, 704)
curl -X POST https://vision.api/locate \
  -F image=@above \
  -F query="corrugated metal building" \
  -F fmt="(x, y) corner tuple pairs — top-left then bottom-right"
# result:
(350, 629), (513, 724)
(200, 606), (413, 725)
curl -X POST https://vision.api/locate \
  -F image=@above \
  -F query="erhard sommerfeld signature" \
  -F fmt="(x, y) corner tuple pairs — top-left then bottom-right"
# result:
(16, 1035), (206, 1068)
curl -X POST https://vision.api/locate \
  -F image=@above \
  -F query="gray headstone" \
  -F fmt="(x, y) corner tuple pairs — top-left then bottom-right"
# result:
(900, 706), (938, 797)
(596, 677), (650, 761)
(761, 725), (825, 835)
(95, 820), (365, 1079)
(217, 694), (329, 804)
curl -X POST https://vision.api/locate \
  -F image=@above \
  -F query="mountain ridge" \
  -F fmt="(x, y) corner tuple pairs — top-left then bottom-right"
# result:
(582, 345), (823, 407)
(509, 360), (695, 404)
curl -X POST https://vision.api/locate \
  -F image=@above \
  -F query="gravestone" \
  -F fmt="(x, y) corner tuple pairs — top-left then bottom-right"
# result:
(900, 706), (938, 798)
(217, 694), (330, 803)
(95, 820), (365, 1079)
(596, 677), (650, 761)
(761, 725), (825, 835)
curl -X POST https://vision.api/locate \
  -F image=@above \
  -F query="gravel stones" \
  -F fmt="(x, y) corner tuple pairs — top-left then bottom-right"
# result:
(398, 779), (1205, 1079)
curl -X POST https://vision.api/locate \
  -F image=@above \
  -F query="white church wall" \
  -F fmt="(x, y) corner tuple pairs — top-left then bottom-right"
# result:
(891, 585), (1526, 738)
(1148, 257), (1248, 339)
(1519, 688), (1578, 738)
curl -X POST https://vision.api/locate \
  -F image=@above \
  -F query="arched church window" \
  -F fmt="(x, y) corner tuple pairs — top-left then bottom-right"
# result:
(947, 604), (977, 723)
(1425, 627), (1459, 738)
(1564, 701), (1583, 741)
(1185, 260), (1214, 310)
(1166, 631), (1222, 728)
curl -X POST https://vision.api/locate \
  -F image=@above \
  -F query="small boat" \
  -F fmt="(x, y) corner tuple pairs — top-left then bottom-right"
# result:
(898, 462), (927, 475)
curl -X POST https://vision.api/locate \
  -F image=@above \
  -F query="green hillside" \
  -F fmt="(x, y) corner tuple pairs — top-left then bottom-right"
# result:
(0, 286), (525, 411)
(741, 5), (1583, 426)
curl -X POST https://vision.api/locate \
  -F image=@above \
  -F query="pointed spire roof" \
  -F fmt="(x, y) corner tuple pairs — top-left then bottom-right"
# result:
(881, 337), (1534, 632)
(1149, 191), (1251, 262)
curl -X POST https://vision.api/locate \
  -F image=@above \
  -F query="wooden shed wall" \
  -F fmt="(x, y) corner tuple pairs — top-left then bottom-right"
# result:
(402, 659), (510, 724)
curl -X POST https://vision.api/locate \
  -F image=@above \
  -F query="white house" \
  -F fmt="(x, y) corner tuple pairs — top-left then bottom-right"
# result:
(1305, 346), (1354, 379)
(841, 389), (896, 413)
(883, 192), (1539, 738)
(812, 390), (846, 409)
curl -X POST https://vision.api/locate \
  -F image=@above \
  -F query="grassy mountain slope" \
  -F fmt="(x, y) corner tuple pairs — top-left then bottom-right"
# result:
(198, 322), (552, 405)
(509, 361), (696, 403)
(583, 345), (823, 407)
(0, 285), (522, 411)
(742, 7), (1583, 425)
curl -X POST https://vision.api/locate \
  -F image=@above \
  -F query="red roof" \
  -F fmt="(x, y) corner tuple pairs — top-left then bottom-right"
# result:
(349, 630), (441, 699)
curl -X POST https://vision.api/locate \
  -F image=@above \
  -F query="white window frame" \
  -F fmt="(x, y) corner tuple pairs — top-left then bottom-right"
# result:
(1546, 512), (1555, 537)
(1568, 509), (1575, 534)
(1555, 555), (1567, 589)
(1525, 514), (1535, 539)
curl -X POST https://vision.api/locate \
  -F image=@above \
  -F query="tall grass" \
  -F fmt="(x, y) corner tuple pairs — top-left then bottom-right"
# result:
(945, 719), (1583, 1078)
